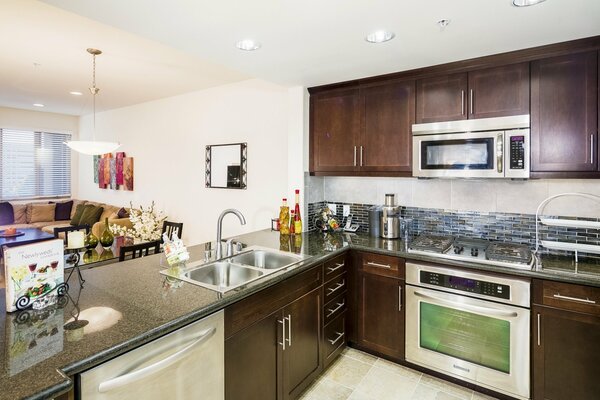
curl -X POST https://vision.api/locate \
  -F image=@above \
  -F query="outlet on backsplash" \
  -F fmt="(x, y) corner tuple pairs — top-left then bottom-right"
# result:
(328, 203), (337, 214)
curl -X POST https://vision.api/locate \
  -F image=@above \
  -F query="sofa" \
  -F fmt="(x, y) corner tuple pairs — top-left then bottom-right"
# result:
(0, 199), (133, 239)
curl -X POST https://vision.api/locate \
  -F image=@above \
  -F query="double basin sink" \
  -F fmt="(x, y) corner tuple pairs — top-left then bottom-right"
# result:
(161, 246), (310, 293)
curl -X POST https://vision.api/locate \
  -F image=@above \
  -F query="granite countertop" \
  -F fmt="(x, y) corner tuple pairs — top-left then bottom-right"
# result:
(1, 229), (599, 400)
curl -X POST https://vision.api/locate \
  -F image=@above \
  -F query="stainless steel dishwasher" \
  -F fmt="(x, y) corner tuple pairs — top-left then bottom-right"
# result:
(80, 310), (224, 399)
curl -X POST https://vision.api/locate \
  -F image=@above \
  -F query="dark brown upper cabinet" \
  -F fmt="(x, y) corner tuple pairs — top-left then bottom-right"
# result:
(416, 63), (529, 124)
(416, 73), (468, 123)
(468, 63), (530, 119)
(531, 51), (598, 173)
(309, 81), (414, 175)
(359, 81), (415, 173)
(310, 88), (360, 173)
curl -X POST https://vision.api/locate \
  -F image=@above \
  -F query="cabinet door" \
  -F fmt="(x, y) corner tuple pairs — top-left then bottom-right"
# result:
(357, 272), (404, 360)
(531, 51), (598, 172)
(359, 81), (415, 172)
(282, 288), (321, 399)
(533, 305), (600, 400)
(310, 89), (360, 172)
(416, 73), (468, 123)
(225, 311), (282, 400)
(468, 62), (530, 119)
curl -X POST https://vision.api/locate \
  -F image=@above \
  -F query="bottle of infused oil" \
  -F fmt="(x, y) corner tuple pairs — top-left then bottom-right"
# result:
(294, 189), (302, 233)
(279, 198), (290, 235)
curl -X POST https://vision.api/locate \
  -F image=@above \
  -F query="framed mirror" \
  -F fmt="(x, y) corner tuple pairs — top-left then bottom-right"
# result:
(205, 142), (247, 189)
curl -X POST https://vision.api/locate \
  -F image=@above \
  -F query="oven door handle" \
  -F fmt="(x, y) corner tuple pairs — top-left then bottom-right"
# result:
(414, 290), (519, 318)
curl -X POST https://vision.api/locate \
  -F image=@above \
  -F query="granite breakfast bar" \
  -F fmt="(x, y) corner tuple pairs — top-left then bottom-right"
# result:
(2, 229), (599, 400)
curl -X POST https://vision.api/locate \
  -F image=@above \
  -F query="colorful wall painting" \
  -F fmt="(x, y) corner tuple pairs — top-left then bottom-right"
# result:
(94, 152), (134, 191)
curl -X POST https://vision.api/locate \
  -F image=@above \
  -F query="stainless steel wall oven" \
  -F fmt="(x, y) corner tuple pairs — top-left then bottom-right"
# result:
(405, 262), (531, 399)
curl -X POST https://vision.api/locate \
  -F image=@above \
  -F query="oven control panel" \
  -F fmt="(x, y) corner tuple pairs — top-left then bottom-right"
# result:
(420, 271), (510, 300)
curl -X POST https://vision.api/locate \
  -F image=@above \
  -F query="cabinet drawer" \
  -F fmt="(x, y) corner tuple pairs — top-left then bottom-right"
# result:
(324, 273), (346, 301)
(324, 291), (347, 325)
(324, 312), (346, 363)
(533, 279), (600, 316)
(360, 252), (405, 278)
(324, 254), (346, 281)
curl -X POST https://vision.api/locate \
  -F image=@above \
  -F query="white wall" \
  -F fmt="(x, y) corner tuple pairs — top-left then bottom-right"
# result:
(0, 106), (79, 196)
(319, 177), (600, 218)
(77, 79), (294, 245)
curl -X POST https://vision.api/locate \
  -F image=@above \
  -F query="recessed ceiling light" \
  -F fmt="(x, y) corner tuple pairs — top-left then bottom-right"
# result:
(33, 103), (45, 107)
(70, 91), (83, 96)
(512, 0), (546, 7)
(437, 19), (451, 28)
(365, 30), (395, 44)
(236, 39), (261, 51)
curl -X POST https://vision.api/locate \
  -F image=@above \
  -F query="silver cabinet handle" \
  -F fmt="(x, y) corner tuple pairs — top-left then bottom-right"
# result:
(286, 314), (292, 346)
(327, 280), (345, 295)
(591, 135), (594, 164)
(470, 89), (474, 115)
(398, 286), (402, 311)
(328, 331), (345, 346)
(497, 133), (504, 173)
(360, 146), (363, 166)
(98, 327), (216, 393)
(461, 90), (465, 115)
(278, 318), (286, 350)
(327, 262), (345, 273)
(537, 313), (541, 346)
(366, 261), (391, 269)
(327, 300), (345, 317)
(414, 290), (518, 318)
(353, 146), (357, 166)
(553, 293), (596, 304)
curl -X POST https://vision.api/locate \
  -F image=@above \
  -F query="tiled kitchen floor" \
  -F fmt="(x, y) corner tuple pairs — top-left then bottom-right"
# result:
(299, 348), (499, 400)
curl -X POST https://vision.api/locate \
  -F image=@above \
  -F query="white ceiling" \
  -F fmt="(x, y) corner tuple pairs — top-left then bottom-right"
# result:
(0, 0), (248, 115)
(3, 0), (600, 116)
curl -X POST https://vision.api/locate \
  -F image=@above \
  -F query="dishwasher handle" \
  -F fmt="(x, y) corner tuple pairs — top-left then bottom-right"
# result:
(98, 327), (216, 393)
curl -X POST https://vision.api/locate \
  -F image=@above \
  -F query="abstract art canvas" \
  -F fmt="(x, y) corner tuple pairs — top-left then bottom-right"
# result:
(109, 158), (117, 189)
(93, 155), (100, 183)
(123, 157), (134, 191)
(94, 152), (134, 191)
(116, 152), (125, 185)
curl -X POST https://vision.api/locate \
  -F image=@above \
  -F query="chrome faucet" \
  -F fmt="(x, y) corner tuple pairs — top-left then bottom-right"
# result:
(216, 208), (246, 259)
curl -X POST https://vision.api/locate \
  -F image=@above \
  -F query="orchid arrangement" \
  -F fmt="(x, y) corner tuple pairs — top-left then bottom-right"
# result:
(126, 201), (167, 241)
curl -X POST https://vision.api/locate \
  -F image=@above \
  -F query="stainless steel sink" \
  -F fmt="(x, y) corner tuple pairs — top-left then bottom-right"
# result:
(229, 250), (304, 270)
(185, 261), (264, 288)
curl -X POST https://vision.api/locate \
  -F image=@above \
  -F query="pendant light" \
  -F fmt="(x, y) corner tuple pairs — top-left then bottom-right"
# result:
(65, 48), (120, 155)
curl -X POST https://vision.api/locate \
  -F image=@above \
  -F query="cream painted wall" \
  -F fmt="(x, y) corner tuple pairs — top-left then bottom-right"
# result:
(320, 177), (600, 218)
(77, 79), (292, 245)
(0, 106), (79, 197)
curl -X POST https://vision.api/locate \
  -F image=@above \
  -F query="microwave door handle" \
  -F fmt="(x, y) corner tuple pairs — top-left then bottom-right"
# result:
(98, 327), (216, 393)
(413, 290), (518, 318)
(497, 133), (503, 174)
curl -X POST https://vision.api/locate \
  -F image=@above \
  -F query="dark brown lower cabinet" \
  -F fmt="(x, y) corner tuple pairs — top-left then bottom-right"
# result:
(225, 288), (321, 400)
(357, 271), (404, 360)
(532, 279), (600, 400)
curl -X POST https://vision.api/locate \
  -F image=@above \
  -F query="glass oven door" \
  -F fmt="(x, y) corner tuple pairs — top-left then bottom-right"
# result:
(413, 131), (505, 178)
(405, 285), (530, 399)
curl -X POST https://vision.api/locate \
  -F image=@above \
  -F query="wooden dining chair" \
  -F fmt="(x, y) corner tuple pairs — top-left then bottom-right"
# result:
(54, 224), (90, 247)
(118, 240), (161, 261)
(161, 221), (183, 242)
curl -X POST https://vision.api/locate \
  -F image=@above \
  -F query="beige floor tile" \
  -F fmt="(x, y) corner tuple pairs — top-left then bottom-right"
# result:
(354, 365), (419, 400)
(471, 392), (500, 400)
(347, 390), (378, 400)
(325, 355), (373, 390)
(307, 377), (353, 400)
(419, 375), (473, 400)
(410, 383), (464, 400)
(373, 358), (422, 381)
(342, 347), (378, 365)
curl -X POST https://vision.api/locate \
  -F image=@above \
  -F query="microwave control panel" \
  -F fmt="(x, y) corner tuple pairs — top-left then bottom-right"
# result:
(420, 271), (510, 300)
(509, 135), (525, 170)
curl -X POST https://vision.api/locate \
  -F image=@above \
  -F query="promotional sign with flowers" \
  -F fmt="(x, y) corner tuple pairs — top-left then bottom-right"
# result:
(4, 240), (65, 312)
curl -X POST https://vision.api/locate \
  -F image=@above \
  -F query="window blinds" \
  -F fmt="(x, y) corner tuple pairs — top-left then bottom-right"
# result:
(0, 129), (71, 200)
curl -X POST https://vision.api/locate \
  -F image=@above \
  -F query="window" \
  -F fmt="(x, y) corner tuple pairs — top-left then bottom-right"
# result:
(0, 129), (71, 200)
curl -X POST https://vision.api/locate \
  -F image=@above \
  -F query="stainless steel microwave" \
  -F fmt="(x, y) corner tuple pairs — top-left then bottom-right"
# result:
(412, 115), (530, 179)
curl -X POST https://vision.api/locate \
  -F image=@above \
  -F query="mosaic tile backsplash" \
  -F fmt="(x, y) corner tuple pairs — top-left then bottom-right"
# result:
(307, 200), (600, 257)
